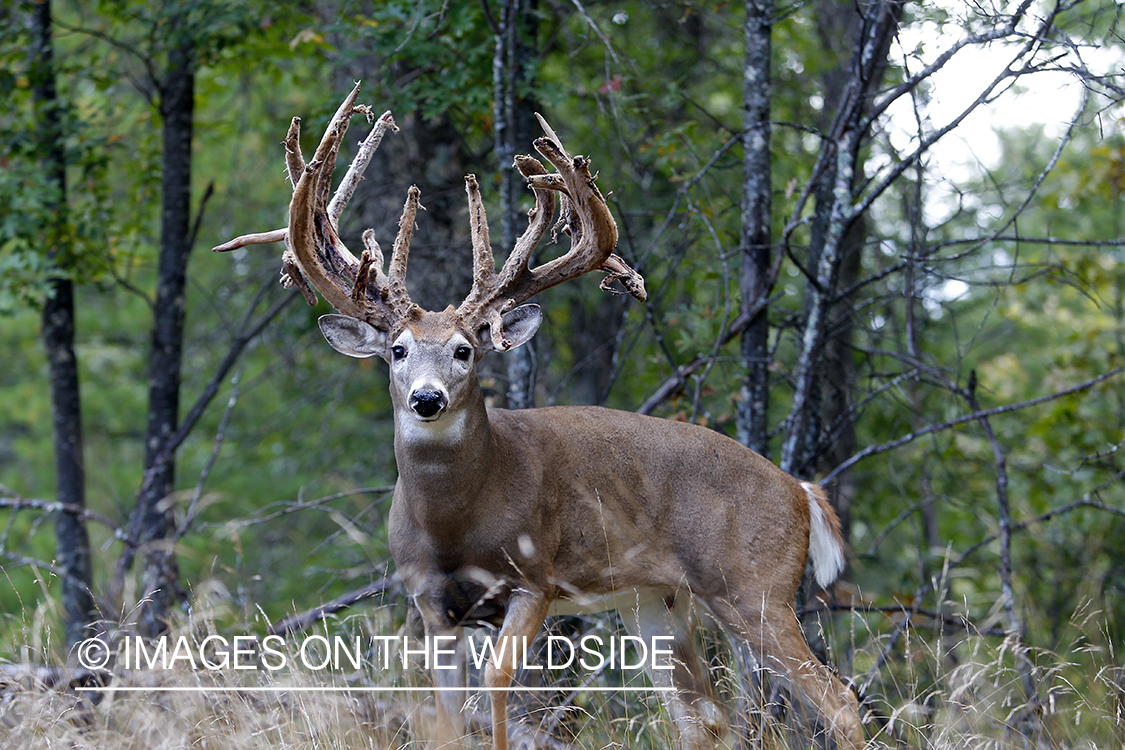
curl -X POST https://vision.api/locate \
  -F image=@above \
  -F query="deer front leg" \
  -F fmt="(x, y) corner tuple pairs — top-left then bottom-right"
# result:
(431, 625), (469, 749)
(485, 590), (550, 750)
(415, 598), (469, 749)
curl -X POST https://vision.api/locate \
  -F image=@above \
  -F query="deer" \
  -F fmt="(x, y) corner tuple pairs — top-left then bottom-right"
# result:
(215, 84), (864, 750)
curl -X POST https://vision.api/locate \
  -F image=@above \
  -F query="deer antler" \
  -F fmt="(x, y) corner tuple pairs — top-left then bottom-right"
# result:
(212, 83), (417, 331)
(456, 113), (646, 350)
(214, 89), (644, 344)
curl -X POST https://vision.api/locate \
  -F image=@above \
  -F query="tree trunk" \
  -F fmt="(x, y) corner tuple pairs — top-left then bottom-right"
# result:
(30, 0), (97, 648)
(330, 61), (471, 313)
(780, 0), (904, 478)
(494, 0), (540, 409)
(734, 6), (780, 745)
(736, 0), (773, 457)
(800, 0), (869, 540)
(134, 37), (195, 637)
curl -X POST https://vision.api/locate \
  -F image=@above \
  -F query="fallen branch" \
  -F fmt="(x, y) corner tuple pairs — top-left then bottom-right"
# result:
(268, 574), (399, 636)
(0, 663), (108, 691)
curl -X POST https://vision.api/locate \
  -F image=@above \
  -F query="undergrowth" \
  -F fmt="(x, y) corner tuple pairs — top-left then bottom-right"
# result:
(2, 584), (1123, 749)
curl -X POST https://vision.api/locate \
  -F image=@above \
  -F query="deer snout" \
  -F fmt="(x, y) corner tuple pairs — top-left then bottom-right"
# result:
(409, 389), (447, 419)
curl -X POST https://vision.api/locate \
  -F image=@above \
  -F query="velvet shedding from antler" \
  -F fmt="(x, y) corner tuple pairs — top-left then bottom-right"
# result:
(213, 83), (645, 348)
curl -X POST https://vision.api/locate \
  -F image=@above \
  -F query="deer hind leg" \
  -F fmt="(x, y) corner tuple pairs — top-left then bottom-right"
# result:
(711, 595), (864, 750)
(619, 589), (726, 750)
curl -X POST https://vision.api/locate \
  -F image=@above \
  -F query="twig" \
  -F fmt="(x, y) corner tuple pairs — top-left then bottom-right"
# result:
(173, 371), (242, 544)
(962, 372), (1042, 729)
(822, 368), (1122, 484)
(858, 477), (1124, 696)
(566, 0), (620, 69)
(635, 290), (783, 416)
(962, 374), (1022, 637)
(187, 181), (215, 251)
(207, 486), (395, 530)
(797, 601), (1009, 638)
(0, 551), (64, 577)
(0, 487), (126, 539)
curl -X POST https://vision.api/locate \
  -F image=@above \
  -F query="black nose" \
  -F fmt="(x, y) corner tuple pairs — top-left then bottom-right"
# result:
(410, 390), (446, 418)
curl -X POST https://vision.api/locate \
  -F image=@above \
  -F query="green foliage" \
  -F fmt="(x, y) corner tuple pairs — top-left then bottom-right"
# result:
(1, 1), (1124, 745)
(0, 46), (113, 313)
(89, 0), (259, 69)
(332, 0), (496, 125)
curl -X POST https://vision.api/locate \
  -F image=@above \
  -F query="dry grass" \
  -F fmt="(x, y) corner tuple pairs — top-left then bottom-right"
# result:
(2, 590), (1123, 749)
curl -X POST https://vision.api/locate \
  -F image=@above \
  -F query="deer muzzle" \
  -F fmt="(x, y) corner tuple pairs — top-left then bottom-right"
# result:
(409, 388), (447, 420)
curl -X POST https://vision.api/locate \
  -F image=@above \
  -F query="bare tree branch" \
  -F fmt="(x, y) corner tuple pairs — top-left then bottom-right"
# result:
(858, 476), (1125, 697)
(822, 368), (1122, 484)
(0, 486), (126, 538)
(115, 283), (298, 585)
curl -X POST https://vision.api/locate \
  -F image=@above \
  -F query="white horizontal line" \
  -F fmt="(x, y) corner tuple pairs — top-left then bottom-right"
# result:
(77, 685), (674, 693)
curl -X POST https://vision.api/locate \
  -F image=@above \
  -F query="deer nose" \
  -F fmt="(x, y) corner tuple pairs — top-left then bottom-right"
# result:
(410, 389), (446, 419)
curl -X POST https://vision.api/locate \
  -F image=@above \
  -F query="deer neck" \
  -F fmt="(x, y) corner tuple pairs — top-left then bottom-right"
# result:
(392, 383), (494, 509)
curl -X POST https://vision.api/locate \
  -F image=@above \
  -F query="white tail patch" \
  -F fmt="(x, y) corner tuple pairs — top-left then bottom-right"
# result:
(801, 481), (846, 588)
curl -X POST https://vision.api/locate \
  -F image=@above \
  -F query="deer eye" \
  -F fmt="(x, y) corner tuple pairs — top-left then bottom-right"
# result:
(391, 345), (406, 360)
(454, 346), (472, 361)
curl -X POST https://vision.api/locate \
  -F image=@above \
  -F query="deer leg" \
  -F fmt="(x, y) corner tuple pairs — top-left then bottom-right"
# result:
(484, 591), (550, 750)
(713, 597), (864, 750)
(431, 626), (469, 749)
(414, 597), (469, 749)
(619, 589), (725, 750)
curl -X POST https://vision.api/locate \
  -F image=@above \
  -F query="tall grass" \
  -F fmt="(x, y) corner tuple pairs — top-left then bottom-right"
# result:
(2, 585), (1123, 749)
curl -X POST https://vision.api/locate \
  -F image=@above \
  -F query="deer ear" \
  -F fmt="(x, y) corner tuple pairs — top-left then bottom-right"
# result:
(318, 314), (388, 359)
(479, 304), (542, 353)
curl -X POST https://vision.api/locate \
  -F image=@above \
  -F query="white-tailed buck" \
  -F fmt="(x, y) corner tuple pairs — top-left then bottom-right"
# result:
(216, 84), (864, 750)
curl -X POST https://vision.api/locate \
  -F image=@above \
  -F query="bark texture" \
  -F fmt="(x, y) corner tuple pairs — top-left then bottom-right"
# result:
(30, 0), (98, 647)
(133, 37), (195, 636)
(494, 0), (540, 409)
(736, 0), (774, 456)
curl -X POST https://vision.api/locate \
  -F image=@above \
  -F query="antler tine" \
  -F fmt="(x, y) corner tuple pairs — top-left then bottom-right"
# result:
(527, 126), (647, 302)
(384, 186), (423, 320)
(284, 84), (367, 318)
(282, 84), (417, 328)
(329, 109), (396, 228)
(456, 158), (556, 349)
(211, 84), (423, 331)
(461, 175), (499, 307)
(284, 116), (304, 187)
(499, 156), (555, 285)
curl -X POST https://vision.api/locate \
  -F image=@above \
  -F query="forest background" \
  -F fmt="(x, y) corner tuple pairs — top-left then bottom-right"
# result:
(2, 0), (1125, 747)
